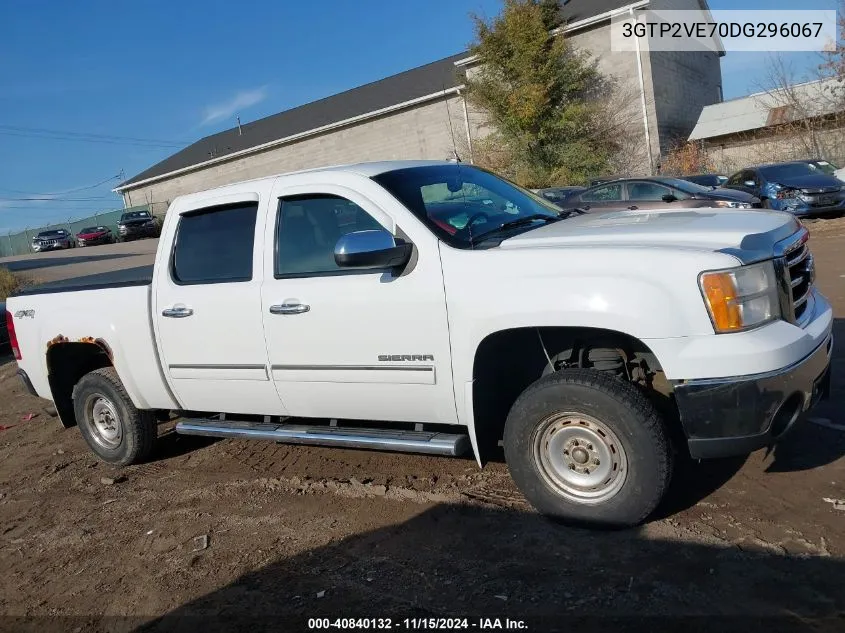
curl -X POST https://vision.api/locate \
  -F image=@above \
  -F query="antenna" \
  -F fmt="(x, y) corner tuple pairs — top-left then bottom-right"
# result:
(237, 116), (243, 136)
(442, 83), (461, 162)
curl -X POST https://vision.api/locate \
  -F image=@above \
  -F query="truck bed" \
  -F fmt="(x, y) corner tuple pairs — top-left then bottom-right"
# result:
(10, 265), (154, 297)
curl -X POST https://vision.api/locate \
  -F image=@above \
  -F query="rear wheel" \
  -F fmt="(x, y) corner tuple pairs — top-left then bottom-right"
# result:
(503, 369), (673, 527)
(72, 367), (157, 466)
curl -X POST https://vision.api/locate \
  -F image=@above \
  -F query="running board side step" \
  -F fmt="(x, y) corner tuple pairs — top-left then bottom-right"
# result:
(175, 419), (471, 457)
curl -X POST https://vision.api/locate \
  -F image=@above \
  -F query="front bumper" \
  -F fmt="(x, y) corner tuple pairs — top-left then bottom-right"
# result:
(772, 197), (845, 217)
(34, 241), (70, 251)
(674, 332), (833, 459)
(118, 224), (157, 239)
(78, 235), (110, 246)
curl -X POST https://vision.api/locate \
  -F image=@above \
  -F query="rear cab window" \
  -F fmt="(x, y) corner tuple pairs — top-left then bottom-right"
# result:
(171, 202), (258, 284)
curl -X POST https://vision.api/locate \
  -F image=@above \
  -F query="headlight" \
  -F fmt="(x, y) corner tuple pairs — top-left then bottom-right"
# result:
(699, 261), (780, 333)
(714, 201), (751, 209)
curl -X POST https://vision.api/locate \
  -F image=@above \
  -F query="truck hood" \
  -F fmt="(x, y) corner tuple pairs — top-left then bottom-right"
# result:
(500, 208), (802, 263)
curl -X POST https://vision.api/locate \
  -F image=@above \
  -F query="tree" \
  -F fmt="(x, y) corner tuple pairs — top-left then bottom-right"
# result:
(462, 0), (634, 187)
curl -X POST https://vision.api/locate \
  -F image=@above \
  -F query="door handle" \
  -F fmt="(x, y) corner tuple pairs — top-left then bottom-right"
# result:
(269, 302), (310, 315)
(162, 306), (194, 318)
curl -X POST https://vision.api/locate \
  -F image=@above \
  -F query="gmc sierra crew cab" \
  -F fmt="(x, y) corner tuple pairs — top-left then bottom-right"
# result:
(5, 160), (833, 527)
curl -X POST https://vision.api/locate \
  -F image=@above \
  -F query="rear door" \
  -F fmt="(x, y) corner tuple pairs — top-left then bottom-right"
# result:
(153, 187), (287, 416)
(624, 181), (686, 210)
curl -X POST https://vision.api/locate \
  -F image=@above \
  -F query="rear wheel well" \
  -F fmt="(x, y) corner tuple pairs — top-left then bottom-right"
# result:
(471, 327), (674, 461)
(46, 342), (113, 428)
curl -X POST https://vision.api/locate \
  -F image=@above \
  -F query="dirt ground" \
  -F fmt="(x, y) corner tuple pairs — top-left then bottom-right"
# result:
(0, 224), (844, 632)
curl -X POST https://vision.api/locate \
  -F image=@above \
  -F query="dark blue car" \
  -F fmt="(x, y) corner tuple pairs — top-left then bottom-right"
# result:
(724, 162), (845, 217)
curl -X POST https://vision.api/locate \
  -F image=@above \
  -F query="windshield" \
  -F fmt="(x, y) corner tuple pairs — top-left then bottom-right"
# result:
(122, 211), (151, 220)
(38, 230), (66, 237)
(80, 226), (105, 233)
(759, 163), (817, 180)
(807, 160), (838, 175)
(372, 164), (562, 248)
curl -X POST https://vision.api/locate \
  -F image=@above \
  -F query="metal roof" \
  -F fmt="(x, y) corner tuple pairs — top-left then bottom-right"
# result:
(118, 53), (469, 190)
(119, 0), (644, 191)
(689, 77), (843, 141)
(559, 0), (645, 23)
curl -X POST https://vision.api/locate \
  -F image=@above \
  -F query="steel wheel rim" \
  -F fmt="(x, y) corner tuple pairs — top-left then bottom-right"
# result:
(532, 412), (628, 505)
(86, 394), (122, 449)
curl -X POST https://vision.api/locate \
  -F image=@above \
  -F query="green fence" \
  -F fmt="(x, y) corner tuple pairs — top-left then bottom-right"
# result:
(0, 205), (157, 258)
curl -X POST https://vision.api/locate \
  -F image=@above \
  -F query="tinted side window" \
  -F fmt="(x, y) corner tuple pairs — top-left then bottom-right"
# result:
(581, 184), (622, 202)
(172, 202), (257, 284)
(275, 194), (384, 277)
(727, 172), (743, 186)
(627, 182), (672, 200)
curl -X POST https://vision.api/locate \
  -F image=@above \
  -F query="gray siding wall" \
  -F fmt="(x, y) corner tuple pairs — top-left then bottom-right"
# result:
(124, 10), (723, 204)
(649, 50), (722, 151)
(569, 22), (661, 174)
(648, 0), (723, 152)
(123, 95), (468, 208)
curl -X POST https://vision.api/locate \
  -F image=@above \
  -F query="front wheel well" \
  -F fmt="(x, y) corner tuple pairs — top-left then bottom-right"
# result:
(471, 326), (672, 461)
(46, 342), (113, 428)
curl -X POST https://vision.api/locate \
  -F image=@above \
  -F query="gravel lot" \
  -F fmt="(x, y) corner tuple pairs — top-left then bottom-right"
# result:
(0, 238), (157, 285)
(0, 223), (843, 632)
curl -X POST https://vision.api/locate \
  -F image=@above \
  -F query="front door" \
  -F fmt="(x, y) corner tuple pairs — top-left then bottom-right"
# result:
(624, 181), (680, 210)
(153, 188), (287, 416)
(260, 181), (457, 425)
(577, 182), (626, 213)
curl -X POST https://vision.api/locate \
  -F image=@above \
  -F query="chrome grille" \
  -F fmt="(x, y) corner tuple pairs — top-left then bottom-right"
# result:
(781, 236), (815, 325)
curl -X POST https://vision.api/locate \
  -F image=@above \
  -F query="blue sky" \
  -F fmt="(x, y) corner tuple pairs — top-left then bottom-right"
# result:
(0, 0), (839, 232)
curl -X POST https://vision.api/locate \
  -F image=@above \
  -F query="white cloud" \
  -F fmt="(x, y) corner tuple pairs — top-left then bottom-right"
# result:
(200, 86), (269, 127)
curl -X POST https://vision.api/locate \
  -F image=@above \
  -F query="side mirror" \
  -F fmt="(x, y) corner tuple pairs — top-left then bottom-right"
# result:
(744, 180), (756, 188)
(334, 229), (412, 270)
(661, 193), (677, 203)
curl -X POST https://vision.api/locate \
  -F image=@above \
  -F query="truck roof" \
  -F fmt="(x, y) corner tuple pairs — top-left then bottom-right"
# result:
(171, 159), (460, 202)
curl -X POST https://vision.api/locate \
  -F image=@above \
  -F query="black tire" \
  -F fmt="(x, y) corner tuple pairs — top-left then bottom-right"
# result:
(503, 368), (673, 528)
(72, 367), (157, 466)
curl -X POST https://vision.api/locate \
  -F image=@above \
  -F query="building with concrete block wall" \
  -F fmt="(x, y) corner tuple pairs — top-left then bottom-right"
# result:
(117, 0), (723, 210)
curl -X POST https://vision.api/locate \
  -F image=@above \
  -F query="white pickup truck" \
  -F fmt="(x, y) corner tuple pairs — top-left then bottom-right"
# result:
(5, 161), (833, 526)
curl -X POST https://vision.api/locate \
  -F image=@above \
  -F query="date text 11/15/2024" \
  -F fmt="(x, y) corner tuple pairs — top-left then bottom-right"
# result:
(307, 618), (529, 630)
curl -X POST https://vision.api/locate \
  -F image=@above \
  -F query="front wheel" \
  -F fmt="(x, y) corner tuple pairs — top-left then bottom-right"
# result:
(503, 369), (673, 527)
(72, 367), (157, 466)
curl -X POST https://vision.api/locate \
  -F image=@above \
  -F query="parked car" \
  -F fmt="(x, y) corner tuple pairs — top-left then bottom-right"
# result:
(724, 162), (845, 217)
(557, 177), (761, 214)
(681, 174), (728, 188)
(117, 210), (160, 242)
(76, 226), (114, 247)
(5, 161), (832, 528)
(535, 186), (586, 208)
(0, 302), (8, 350)
(31, 229), (75, 252)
